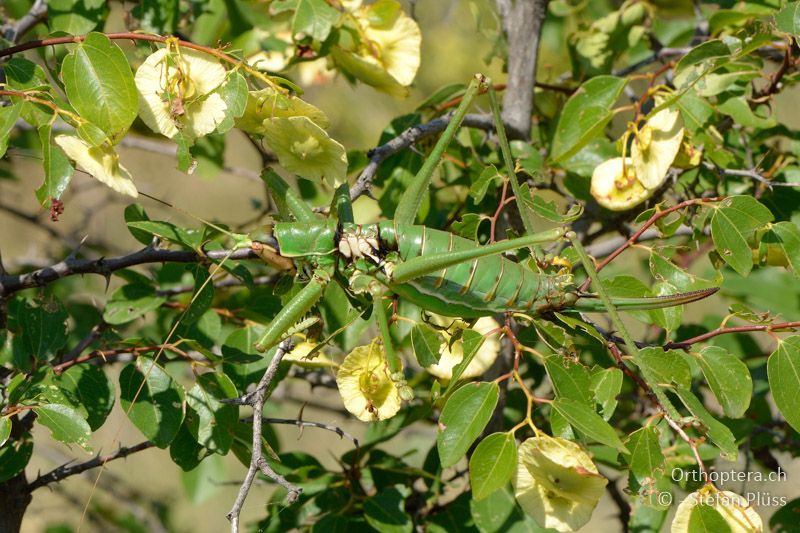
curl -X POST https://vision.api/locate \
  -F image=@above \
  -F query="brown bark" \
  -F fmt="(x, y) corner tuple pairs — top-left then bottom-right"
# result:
(0, 416), (32, 533)
(496, 0), (550, 140)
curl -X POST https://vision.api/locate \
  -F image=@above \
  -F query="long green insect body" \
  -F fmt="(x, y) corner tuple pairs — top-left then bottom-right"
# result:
(266, 220), (716, 323)
(375, 222), (576, 318)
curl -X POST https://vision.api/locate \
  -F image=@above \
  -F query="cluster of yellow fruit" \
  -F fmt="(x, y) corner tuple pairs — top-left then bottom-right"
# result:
(590, 97), (700, 211)
(55, 0), (422, 196)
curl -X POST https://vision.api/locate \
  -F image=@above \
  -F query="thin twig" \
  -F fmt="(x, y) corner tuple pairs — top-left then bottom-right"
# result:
(1, 32), (242, 70)
(0, 246), (256, 297)
(715, 166), (800, 188)
(612, 47), (692, 77)
(227, 339), (300, 533)
(663, 413), (708, 482)
(606, 343), (709, 480)
(27, 441), (155, 491)
(347, 113), (494, 202)
(583, 226), (693, 259)
(664, 321), (800, 350)
(263, 417), (359, 448)
(3, 0), (48, 43)
(578, 197), (721, 292)
(58, 322), (108, 367)
(52, 343), (193, 374)
(753, 41), (793, 100)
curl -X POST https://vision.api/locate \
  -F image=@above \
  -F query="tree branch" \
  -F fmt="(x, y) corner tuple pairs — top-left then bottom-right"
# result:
(583, 226), (692, 259)
(155, 274), (277, 297)
(3, 0), (48, 43)
(496, 0), (549, 140)
(0, 246), (257, 297)
(263, 417), (359, 448)
(605, 479), (631, 533)
(227, 339), (301, 533)
(51, 343), (194, 375)
(27, 441), (155, 492)
(348, 113), (494, 202)
(664, 321), (800, 350)
(578, 197), (721, 292)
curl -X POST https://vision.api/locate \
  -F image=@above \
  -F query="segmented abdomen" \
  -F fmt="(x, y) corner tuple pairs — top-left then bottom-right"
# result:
(377, 221), (574, 318)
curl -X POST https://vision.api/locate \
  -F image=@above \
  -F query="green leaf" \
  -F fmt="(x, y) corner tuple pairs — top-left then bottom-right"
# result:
(126, 220), (203, 249)
(183, 266), (215, 325)
(124, 204), (154, 245)
(186, 372), (238, 454)
(675, 388), (738, 460)
(0, 439), (33, 483)
(624, 426), (664, 482)
(649, 249), (711, 291)
(77, 121), (109, 146)
(170, 416), (207, 471)
(217, 72), (249, 134)
(675, 92), (714, 132)
(364, 486), (413, 533)
(120, 358), (185, 448)
(428, 492), (477, 533)
(451, 213), (483, 240)
(775, 2), (800, 35)
(552, 313), (606, 344)
(602, 275), (652, 324)
(710, 196), (774, 276)
(134, 0), (180, 33)
(411, 323), (442, 367)
(49, 0), (106, 34)
(687, 503), (731, 532)
(34, 403), (92, 450)
(469, 432), (517, 501)
(0, 417), (11, 448)
(293, 0), (340, 42)
(35, 125), (74, 208)
(590, 367), (623, 421)
(649, 281), (683, 332)
(717, 96), (776, 128)
(471, 486), (545, 532)
(767, 336), (800, 433)
(470, 165), (503, 203)
(54, 364), (115, 430)
(103, 284), (167, 325)
(770, 497), (800, 533)
(551, 398), (628, 453)
(550, 75), (627, 163)
(447, 329), (485, 389)
(544, 355), (593, 405)
(20, 299), (68, 361)
(174, 131), (195, 173)
(0, 102), (21, 159)
(5, 58), (54, 127)
(524, 195), (583, 223)
(696, 346), (752, 418)
(437, 382), (499, 468)
(61, 32), (138, 142)
(673, 39), (732, 89)
(634, 347), (692, 390)
(762, 222), (800, 277)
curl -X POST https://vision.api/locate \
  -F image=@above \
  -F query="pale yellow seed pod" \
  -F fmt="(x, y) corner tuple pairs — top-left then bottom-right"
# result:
(513, 435), (608, 532)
